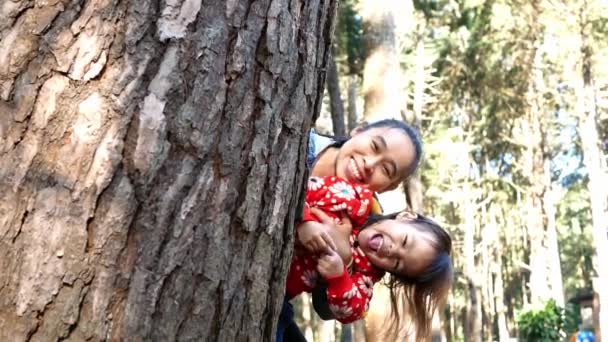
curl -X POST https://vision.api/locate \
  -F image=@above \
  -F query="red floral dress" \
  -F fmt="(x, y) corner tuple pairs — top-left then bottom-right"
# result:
(285, 176), (385, 323)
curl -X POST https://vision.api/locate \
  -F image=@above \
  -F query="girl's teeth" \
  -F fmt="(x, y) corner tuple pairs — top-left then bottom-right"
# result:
(350, 159), (361, 180)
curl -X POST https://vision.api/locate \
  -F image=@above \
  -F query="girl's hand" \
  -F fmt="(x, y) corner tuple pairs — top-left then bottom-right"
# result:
(317, 249), (345, 279)
(297, 221), (337, 254)
(309, 208), (352, 234)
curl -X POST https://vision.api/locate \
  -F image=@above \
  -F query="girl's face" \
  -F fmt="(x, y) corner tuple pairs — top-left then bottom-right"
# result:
(357, 212), (437, 277)
(334, 127), (416, 193)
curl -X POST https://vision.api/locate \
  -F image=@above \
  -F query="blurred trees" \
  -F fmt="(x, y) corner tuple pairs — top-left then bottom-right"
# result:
(307, 0), (608, 340)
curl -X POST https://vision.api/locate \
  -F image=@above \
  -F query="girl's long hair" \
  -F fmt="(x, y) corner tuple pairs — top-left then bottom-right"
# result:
(362, 212), (453, 341)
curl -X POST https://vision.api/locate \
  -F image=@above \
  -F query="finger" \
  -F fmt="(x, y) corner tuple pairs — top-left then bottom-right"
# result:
(338, 214), (352, 229)
(309, 208), (335, 226)
(321, 232), (337, 251)
(314, 236), (329, 254)
(306, 241), (317, 253)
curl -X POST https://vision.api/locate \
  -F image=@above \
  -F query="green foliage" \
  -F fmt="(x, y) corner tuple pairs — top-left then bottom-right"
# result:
(335, 0), (363, 74)
(516, 300), (581, 342)
(557, 180), (595, 299)
(516, 300), (563, 341)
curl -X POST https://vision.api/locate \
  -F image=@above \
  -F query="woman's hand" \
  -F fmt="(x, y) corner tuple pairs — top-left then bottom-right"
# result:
(317, 249), (345, 279)
(297, 221), (337, 254)
(308, 208), (353, 263)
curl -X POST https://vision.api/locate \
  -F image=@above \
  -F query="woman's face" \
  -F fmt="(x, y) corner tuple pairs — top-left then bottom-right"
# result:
(334, 127), (415, 193)
(357, 213), (437, 277)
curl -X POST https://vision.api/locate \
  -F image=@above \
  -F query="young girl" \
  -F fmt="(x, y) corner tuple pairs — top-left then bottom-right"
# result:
(277, 119), (452, 341)
(287, 176), (452, 340)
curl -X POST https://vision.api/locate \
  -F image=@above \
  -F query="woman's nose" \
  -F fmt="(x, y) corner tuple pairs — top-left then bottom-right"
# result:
(363, 156), (380, 171)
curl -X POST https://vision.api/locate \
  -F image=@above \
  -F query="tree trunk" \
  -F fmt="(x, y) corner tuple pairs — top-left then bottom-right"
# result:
(319, 320), (336, 342)
(327, 53), (346, 136)
(0, 1), (338, 340)
(576, 1), (608, 339)
(463, 192), (482, 342)
(341, 324), (353, 342)
(494, 256), (510, 342)
(354, 320), (367, 342)
(544, 177), (564, 306)
(522, 3), (551, 306)
(360, 0), (405, 120)
(301, 293), (316, 341)
(347, 76), (358, 131)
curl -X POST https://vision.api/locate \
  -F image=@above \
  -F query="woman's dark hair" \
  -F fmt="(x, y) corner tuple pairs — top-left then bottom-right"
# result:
(362, 211), (453, 341)
(323, 118), (423, 180)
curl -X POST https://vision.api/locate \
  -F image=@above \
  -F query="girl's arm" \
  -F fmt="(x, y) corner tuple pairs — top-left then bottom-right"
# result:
(324, 270), (376, 324)
(317, 251), (376, 324)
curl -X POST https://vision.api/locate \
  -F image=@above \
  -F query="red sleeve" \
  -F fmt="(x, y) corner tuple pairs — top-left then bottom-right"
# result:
(285, 254), (318, 299)
(301, 203), (318, 223)
(324, 270), (377, 324)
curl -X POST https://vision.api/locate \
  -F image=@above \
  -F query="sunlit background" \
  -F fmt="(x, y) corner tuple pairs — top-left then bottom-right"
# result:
(298, 0), (608, 341)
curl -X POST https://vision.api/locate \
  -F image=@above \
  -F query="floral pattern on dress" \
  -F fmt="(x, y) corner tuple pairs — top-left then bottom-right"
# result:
(330, 303), (353, 319)
(301, 269), (318, 288)
(357, 275), (374, 297)
(328, 181), (356, 200)
(308, 177), (325, 191)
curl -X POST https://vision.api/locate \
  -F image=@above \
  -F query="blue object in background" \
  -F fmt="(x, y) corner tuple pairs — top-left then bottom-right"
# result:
(576, 330), (595, 342)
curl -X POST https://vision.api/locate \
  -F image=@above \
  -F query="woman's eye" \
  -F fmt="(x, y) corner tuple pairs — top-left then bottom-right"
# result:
(383, 165), (390, 176)
(371, 141), (378, 152)
(402, 236), (408, 246)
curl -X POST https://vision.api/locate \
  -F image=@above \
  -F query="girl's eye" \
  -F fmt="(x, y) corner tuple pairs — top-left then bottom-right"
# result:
(394, 260), (399, 271)
(402, 236), (408, 247)
(383, 165), (390, 176)
(371, 141), (378, 152)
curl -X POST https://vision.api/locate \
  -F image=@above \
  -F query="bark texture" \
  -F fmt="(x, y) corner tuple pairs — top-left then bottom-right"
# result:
(0, 0), (337, 340)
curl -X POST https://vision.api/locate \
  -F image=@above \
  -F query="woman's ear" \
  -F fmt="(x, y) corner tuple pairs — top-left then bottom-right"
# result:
(396, 210), (417, 220)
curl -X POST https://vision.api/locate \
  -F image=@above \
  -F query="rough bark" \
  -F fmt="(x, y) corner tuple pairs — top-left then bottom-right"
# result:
(326, 53), (346, 136)
(0, 0), (338, 340)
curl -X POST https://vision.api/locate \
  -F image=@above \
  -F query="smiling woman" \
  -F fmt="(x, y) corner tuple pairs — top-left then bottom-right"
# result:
(311, 119), (423, 193)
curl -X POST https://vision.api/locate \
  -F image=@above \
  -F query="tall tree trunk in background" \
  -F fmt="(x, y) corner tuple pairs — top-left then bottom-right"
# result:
(0, 1), (337, 340)
(575, 1), (608, 339)
(481, 207), (495, 342)
(301, 293), (316, 341)
(494, 250), (510, 342)
(354, 321), (367, 342)
(327, 53), (346, 136)
(522, 3), (552, 306)
(347, 76), (359, 131)
(544, 169), (565, 307)
(360, 1), (402, 121)
(404, 33), (426, 214)
(341, 324), (353, 342)
(319, 320), (336, 342)
(463, 188), (482, 342)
